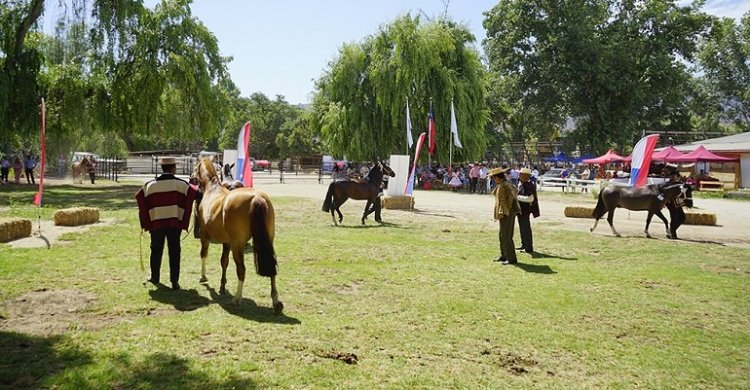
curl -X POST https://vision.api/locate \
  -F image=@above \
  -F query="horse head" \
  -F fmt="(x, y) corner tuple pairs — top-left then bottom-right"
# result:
(679, 182), (694, 208)
(223, 163), (235, 181)
(380, 161), (396, 178)
(192, 158), (220, 190)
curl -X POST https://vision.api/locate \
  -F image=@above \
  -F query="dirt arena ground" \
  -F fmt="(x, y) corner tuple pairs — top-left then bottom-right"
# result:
(250, 174), (750, 249)
(8, 174), (749, 249)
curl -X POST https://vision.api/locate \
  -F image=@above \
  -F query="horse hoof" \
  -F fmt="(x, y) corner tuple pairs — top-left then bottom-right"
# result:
(231, 297), (242, 305)
(589, 228), (594, 233)
(199, 276), (208, 283)
(273, 301), (284, 315)
(615, 234), (621, 237)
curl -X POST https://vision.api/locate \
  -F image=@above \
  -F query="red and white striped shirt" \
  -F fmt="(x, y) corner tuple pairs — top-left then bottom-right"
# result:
(135, 174), (198, 231)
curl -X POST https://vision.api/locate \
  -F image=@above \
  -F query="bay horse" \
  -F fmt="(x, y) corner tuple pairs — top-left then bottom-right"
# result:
(192, 158), (282, 313)
(590, 180), (692, 238)
(322, 161), (395, 225)
(71, 157), (92, 184)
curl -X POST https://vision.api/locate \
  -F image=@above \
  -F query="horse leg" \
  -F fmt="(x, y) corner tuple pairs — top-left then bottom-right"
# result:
(361, 200), (372, 225)
(219, 244), (230, 294)
(653, 210), (670, 238)
(230, 245), (247, 305)
(335, 197), (346, 224)
(644, 212), (654, 238)
(374, 199), (382, 223)
(590, 216), (600, 232)
(270, 276), (283, 314)
(607, 208), (621, 237)
(199, 239), (210, 283)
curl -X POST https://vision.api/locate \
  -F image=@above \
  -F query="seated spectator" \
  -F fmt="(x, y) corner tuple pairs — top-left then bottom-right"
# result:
(448, 171), (463, 191)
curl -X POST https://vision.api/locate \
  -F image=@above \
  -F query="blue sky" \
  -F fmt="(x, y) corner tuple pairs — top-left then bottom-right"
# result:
(136, 0), (748, 105)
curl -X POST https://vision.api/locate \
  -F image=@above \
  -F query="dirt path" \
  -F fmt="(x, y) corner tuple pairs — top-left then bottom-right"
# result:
(252, 178), (750, 249)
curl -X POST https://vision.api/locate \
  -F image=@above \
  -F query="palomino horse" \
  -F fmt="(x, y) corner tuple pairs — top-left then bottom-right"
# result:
(590, 180), (692, 238)
(71, 156), (93, 184)
(192, 158), (283, 313)
(322, 161), (395, 225)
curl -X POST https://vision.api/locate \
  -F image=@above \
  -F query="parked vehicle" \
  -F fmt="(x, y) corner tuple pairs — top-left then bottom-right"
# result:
(250, 158), (270, 171)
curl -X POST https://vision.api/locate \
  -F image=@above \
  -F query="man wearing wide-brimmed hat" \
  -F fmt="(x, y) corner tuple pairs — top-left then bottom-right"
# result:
(516, 167), (540, 253)
(490, 166), (520, 264)
(136, 156), (198, 290)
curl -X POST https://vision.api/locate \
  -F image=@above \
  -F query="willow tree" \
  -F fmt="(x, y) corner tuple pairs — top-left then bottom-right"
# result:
(311, 14), (488, 162)
(0, 0), (229, 153)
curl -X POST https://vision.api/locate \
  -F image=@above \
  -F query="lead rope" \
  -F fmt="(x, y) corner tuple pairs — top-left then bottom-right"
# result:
(139, 229), (145, 272)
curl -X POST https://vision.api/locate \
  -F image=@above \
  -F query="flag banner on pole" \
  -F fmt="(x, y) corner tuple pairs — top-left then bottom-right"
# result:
(629, 134), (659, 188)
(450, 100), (462, 148)
(406, 99), (414, 149)
(235, 121), (254, 187)
(428, 104), (436, 156)
(33, 98), (46, 206)
(405, 132), (427, 195)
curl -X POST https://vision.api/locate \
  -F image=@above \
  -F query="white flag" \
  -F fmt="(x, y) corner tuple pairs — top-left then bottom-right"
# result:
(406, 99), (414, 149)
(450, 100), (462, 148)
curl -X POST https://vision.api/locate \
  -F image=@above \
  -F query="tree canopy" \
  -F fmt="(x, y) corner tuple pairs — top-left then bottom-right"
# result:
(311, 14), (488, 162)
(483, 0), (712, 155)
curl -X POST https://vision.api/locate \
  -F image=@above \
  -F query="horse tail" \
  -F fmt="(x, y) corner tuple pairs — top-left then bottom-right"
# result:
(250, 195), (277, 277)
(592, 190), (607, 219)
(322, 182), (335, 212)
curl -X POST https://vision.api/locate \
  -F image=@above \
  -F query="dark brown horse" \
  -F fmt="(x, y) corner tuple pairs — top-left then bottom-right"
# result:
(590, 180), (692, 238)
(192, 158), (282, 313)
(322, 161), (395, 225)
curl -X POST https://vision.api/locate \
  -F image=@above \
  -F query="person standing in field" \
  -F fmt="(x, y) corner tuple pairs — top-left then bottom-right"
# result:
(490, 167), (520, 265)
(136, 157), (198, 290)
(516, 167), (540, 253)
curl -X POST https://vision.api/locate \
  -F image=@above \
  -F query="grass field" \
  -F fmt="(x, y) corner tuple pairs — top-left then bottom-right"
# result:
(1, 182), (748, 389)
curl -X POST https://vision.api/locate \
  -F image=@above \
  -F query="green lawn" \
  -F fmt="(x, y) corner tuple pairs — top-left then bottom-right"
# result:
(1, 182), (748, 389)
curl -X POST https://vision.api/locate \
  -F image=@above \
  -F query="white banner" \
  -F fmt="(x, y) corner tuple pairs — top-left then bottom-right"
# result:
(387, 155), (411, 197)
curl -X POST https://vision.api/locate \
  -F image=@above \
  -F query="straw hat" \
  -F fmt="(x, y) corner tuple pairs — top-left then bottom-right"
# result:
(488, 167), (508, 177)
(519, 167), (532, 175)
(160, 157), (177, 166)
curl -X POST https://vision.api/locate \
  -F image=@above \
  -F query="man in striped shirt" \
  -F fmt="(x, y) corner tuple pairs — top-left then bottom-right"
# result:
(136, 157), (198, 290)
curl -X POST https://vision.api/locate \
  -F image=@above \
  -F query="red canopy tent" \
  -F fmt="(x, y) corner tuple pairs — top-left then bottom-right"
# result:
(651, 146), (687, 162)
(669, 145), (738, 163)
(581, 149), (627, 164)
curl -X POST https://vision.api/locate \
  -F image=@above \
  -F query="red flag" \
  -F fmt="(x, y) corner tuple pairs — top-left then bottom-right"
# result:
(428, 104), (436, 156)
(33, 99), (46, 206)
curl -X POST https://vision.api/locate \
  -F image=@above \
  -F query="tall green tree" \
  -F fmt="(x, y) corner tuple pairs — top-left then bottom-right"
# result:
(483, 0), (710, 154)
(698, 14), (750, 131)
(311, 14), (488, 162)
(1, 0), (229, 154)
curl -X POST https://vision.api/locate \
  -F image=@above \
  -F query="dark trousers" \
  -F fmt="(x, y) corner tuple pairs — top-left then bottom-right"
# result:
(150, 228), (182, 284)
(0, 168), (8, 182)
(88, 171), (95, 184)
(517, 214), (533, 252)
(25, 168), (35, 184)
(470, 177), (478, 193)
(499, 213), (517, 262)
(667, 205), (686, 239)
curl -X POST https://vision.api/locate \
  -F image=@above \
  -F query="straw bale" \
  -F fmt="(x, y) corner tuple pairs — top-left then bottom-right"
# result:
(382, 196), (414, 210)
(564, 206), (595, 219)
(53, 207), (100, 226)
(0, 218), (32, 242)
(684, 210), (717, 226)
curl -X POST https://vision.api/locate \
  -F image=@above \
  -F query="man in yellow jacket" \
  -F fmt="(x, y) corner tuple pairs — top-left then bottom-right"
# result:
(490, 167), (521, 265)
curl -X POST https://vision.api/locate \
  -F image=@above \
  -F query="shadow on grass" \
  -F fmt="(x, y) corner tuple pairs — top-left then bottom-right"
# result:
(203, 284), (301, 325)
(0, 331), (92, 389)
(336, 221), (403, 229)
(147, 283), (211, 312)
(513, 262), (557, 274)
(0, 183), (141, 210)
(676, 237), (725, 245)
(529, 251), (577, 261)
(93, 351), (261, 389)
(411, 209), (457, 219)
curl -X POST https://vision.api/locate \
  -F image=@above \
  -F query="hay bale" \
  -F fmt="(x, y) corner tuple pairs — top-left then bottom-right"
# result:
(564, 206), (595, 219)
(382, 195), (414, 210)
(684, 210), (717, 226)
(0, 218), (32, 243)
(53, 207), (100, 226)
